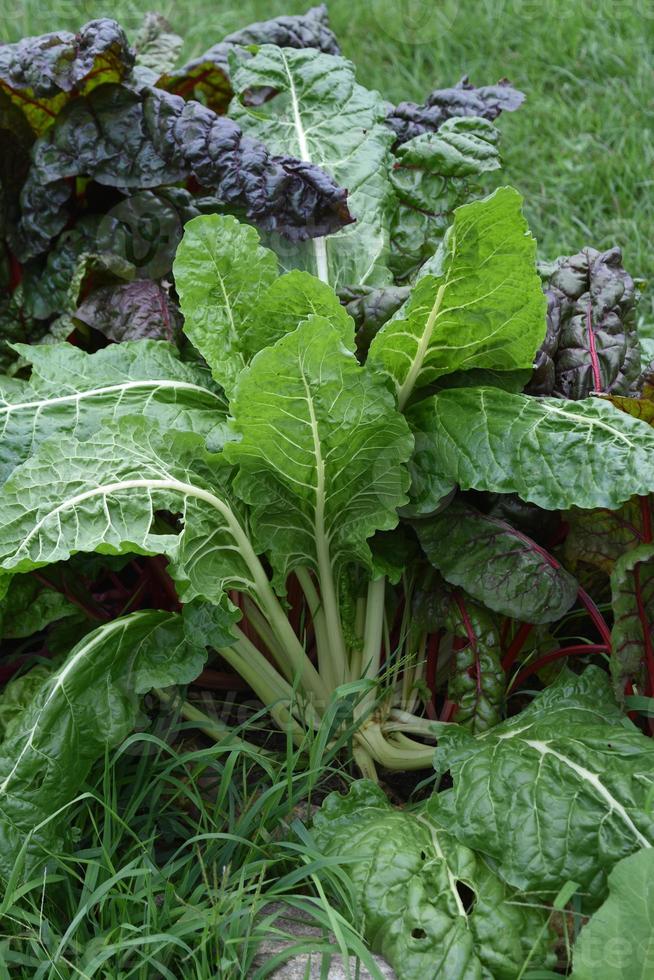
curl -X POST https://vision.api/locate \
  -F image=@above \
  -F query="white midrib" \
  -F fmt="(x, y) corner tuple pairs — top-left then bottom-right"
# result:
(525, 739), (652, 849)
(0, 614), (159, 797)
(537, 401), (638, 448)
(280, 50), (329, 284)
(397, 283), (446, 411)
(416, 814), (468, 919)
(300, 370), (346, 683)
(1, 379), (223, 416)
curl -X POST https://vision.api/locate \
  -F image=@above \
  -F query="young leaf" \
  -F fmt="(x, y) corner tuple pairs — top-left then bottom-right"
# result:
(0, 341), (227, 484)
(368, 187), (547, 408)
(570, 848), (654, 980)
(435, 667), (654, 903)
(174, 213), (278, 392)
(387, 76), (525, 146)
(312, 781), (554, 979)
(415, 501), (578, 623)
(0, 608), (209, 880)
(408, 386), (654, 510)
(230, 45), (395, 287)
(225, 316), (413, 589)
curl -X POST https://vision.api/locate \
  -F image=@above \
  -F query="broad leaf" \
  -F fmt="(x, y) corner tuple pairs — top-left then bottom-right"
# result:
(368, 187), (546, 408)
(0, 341), (227, 484)
(570, 848), (654, 980)
(0, 608), (209, 880)
(230, 45), (394, 287)
(415, 501), (578, 623)
(435, 667), (654, 903)
(0, 417), (252, 612)
(225, 316), (412, 588)
(73, 280), (181, 343)
(312, 780), (554, 980)
(409, 386), (654, 510)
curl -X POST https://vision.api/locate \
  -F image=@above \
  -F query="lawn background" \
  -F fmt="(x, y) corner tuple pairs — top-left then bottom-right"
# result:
(3, 0), (653, 318)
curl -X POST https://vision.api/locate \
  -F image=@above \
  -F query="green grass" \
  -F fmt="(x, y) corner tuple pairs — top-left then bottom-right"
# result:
(0, 702), (382, 978)
(2, 0), (653, 313)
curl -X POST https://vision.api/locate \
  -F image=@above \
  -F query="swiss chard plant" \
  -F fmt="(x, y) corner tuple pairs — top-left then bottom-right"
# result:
(2, 7), (654, 976)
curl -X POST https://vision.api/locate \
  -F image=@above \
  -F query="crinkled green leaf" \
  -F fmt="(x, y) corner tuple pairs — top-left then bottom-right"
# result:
(570, 848), (654, 980)
(230, 45), (394, 288)
(368, 187), (547, 408)
(133, 13), (182, 75)
(409, 386), (654, 510)
(163, 5), (340, 113)
(415, 500), (578, 623)
(444, 598), (506, 733)
(312, 780), (554, 980)
(0, 417), (252, 613)
(0, 341), (227, 484)
(610, 543), (654, 700)
(0, 666), (52, 741)
(173, 212), (277, 393)
(435, 667), (654, 903)
(389, 117), (501, 280)
(225, 316), (412, 588)
(0, 608), (209, 880)
(0, 575), (79, 639)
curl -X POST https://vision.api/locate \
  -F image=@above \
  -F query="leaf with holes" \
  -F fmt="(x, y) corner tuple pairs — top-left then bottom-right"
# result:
(312, 780), (554, 979)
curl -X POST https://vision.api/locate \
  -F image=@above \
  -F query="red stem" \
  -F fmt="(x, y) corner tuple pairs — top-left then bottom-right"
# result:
(586, 299), (603, 392)
(640, 496), (653, 544)
(513, 644), (609, 688)
(502, 622), (534, 672)
(577, 586), (612, 648)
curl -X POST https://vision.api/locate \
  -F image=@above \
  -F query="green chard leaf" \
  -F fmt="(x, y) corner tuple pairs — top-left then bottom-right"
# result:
(0, 416), (253, 613)
(0, 341), (228, 484)
(610, 543), (654, 700)
(0, 575), (80, 639)
(230, 45), (395, 288)
(570, 847), (654, 980)
(224, 316), (413, 589)
(368, 186), (547, 409)
(312, 781), (554, 980)
(174, 213), (351, 394)
(415, 500), (578, 623)
(435, 667), (654, 904)
(0, 608), (208, 880)
(445, 597), (506, 733)
(408, 386), (654, 510)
